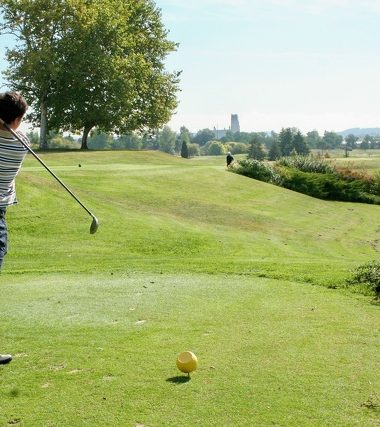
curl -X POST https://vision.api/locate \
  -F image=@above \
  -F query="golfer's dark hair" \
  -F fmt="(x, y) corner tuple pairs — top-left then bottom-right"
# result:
(0, 92), (28, 124)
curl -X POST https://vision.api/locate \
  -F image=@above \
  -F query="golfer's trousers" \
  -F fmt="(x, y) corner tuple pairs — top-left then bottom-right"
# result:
(0, 208), (7, 270)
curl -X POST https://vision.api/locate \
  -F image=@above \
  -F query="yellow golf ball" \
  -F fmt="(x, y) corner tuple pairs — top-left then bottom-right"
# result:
(176, 351), (198, 374)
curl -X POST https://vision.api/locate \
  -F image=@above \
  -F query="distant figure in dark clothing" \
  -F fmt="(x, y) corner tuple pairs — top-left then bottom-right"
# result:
(226, 151), (234, 167)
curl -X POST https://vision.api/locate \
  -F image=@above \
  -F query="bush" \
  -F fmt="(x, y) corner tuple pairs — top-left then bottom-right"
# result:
(346, 261), (380, 298)
(225, 142), (249, 155)
(370, 170), (380, 196)
(276, 155), (336, 174)
(201, 141), (225, 156)
(187, 143), (200, 157)
(232, 154), (380, 205)
(279, 168), (376, 203)
(233, 159), (282, 184)
(49, 135), (80, 150)
(336, 166), (373, 183)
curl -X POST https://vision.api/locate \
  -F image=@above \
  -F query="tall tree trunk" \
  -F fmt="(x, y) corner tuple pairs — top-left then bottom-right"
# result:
(81, 125), (92, 150)
(39, 101), (48, 149)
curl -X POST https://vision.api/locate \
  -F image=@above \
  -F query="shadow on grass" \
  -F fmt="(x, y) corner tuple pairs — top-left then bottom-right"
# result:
(166, 375), (191, 384)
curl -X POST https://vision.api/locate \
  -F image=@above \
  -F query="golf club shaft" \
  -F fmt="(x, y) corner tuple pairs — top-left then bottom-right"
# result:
(0, 119), (95, 219)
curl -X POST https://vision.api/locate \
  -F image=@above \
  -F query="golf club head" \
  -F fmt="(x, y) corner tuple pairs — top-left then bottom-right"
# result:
(90, 216), (99, 234)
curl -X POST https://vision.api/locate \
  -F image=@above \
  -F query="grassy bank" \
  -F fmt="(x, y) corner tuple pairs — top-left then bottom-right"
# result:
(4, 151), (380, 288)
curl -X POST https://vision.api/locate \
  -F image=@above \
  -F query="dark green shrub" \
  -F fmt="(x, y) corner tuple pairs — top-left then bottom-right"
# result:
(279, 168), (376, 203)
(279, 168), (330, 199)
(370, 171), (380, 196)
(346, 261), (380, 298)
(181, 140), (189, 158)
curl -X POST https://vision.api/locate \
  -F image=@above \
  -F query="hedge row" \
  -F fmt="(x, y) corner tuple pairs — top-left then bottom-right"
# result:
(232, 156), (380, 204)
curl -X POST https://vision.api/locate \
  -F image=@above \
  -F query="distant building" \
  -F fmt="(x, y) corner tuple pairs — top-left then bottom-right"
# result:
(213, 113), (240, 139)
(213, 127), (227, 139)
(231, 114), (240, 133)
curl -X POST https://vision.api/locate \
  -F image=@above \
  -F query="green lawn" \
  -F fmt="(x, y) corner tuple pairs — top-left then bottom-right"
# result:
(1, 274), (379, 426)
(316, 148), (380, 175)
(0, 151), (379, 426)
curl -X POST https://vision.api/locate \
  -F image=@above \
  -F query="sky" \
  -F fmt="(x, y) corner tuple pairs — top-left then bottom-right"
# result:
(1, 0), (380, 135)
(156, 0), (380, 134)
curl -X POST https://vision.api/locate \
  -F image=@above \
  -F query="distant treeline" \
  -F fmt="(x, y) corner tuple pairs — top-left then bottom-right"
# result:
(27, 126), (380, 157)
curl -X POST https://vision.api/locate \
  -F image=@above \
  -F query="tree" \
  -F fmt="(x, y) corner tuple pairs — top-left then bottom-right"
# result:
(248, 138), (266, 160)
(192, 129), (215, 146)
(158, 126), (176, 154)
(187, 143), (200, 157)
(268, 140), (281, 161)
(86, 130), (113, 150)
(52, 0), (180, 149)
(49, 134), (80, 150)
(362, 134), (374, 150)
(112, 133), (143, 150)
(293, 131), (310, 155)
(306, 130), (321, 149)
(322, 131), (343, 150)
(279, 128), (294, 156)
(180, 140), (189, 158)
(176, 126), (191, 153)
(226, 142), (248, 155)
(345, 134), (359, 149)
(26, 131), (40, 147)
(0, 0), (71, 148)
(360, 139), (370, 150)
(317, 137), (328, 153)
(1, 0), (180, 149)
(202, 141), (225, 155)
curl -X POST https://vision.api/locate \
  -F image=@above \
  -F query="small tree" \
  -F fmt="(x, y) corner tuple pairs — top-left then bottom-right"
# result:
(306, 130), (322, 149)
(86, 130), (113, 149)
(322, 131), (343, 150)
(158, 126), (176, 154)
(345, 134), (359, 149)
(176, 126), (191, 153)
(192, 129), (215, 146)
(187, 143), (200, 157)
(279, 128), (294, 156)
(181, 140), (189, 158)
(268, 140), (282, 161)
(293, 131), (310, 155)
(203, 141), (225, 155)
(248, 138), (266, 160)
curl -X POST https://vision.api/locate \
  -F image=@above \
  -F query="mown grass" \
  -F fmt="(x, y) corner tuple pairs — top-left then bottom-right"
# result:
(1, 274), (379, 426)
(0, 150), (379, 426)
(5, 150), (380, 287)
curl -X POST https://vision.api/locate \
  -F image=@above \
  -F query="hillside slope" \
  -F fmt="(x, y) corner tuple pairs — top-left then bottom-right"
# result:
(5, 151), (380, 285)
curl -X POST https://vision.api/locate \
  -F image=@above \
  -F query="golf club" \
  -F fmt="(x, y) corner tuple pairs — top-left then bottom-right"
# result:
(0, 118), (99, 234)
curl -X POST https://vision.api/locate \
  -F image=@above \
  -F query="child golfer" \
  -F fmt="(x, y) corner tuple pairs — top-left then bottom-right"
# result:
(0, 91), (29, 365)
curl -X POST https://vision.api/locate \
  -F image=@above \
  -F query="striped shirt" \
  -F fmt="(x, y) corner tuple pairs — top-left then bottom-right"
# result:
(0, 129), (29, 207)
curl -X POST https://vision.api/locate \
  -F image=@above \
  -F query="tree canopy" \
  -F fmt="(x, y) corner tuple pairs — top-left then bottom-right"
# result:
(0, 0), (180, 149)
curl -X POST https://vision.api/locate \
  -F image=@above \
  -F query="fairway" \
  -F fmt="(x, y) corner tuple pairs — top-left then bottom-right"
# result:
(1, 274), (379, 426)
(0, 151), (379, 426)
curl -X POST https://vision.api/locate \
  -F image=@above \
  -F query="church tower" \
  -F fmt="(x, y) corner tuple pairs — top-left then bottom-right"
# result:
(231, 114), (240, 133)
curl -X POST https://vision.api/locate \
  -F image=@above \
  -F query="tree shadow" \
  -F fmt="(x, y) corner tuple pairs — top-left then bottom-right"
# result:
(166, 375), (191, 384)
